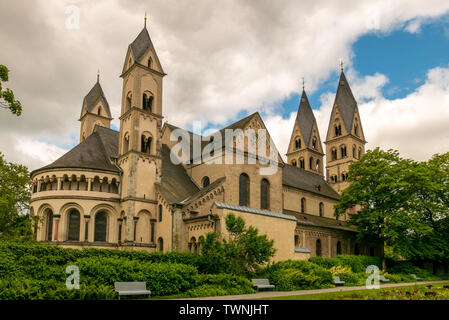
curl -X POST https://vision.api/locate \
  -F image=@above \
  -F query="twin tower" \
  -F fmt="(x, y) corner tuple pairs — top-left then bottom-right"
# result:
(286, 71), (366, 193)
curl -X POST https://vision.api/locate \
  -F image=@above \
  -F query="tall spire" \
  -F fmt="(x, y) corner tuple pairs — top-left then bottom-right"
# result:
(97, 69), (100, 83)
(144, 11), (147, 28)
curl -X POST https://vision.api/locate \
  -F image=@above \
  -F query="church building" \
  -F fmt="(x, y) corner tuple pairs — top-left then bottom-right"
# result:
(29, 20), (377, 261)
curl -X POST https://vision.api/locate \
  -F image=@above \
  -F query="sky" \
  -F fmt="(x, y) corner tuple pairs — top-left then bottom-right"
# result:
(0, 0), (449, 171)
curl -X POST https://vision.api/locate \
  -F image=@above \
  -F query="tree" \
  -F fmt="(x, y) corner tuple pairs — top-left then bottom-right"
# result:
(199, 213), (276, 275)
(0, 152), (34, 238)
(0, 65), (22, 116)
(335, 148), (449, 263)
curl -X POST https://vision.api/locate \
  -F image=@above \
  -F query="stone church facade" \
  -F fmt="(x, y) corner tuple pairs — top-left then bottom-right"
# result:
(29, 22), (377, 261)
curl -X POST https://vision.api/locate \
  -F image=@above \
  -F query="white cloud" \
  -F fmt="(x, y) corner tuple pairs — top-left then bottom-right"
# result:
(1, 0), (449, 170)
(264, 66), (449, 165)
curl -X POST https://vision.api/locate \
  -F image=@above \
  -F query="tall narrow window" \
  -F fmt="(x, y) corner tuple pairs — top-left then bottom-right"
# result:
(316, 239), (322, 257)
(295, 137), (301, 149)
(141, 135), (151, 154)
(158, 205), (163, 222)
(301, 197), (306, 213)
(126, 92), (132, 111)
(46, 210), (53, 241)
(148, 57), (153, 68)
(158, 237), (164, 252)
(299, 158), (305, 169)
(319, 202), (324, 217)
(316, 159), (320, 171)
(94, 212), (107, 242)
(239, 173), (250, 206)
(353, 145), (356, 158)
(123, 134), (129, 153)
(291, 160), (297, 167)
(337, 241), (342, 255)
(150, 221), (155, 243)
(335, 124), (342, 136)
(67, 209), (80, 241)
(260, 179), (270, 210)
(309, 157), (313, 169)
(331, 148), (337, 161)
(142, 93), (153, 112)
(97, 107), (101, 116)
(358, 148), (362, 159)
(312, 137), (317, 149)
(341, 145), (347, 158)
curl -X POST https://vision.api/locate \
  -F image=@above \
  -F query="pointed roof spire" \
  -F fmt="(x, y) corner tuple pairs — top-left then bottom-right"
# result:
(333, 69), (358, 133)
(295, 89), (319, 147)
(82, 80), (112, 119)
(301, 77), (305, 90)
(144, 11), (147, 28)
(340, 57), (344, 71)
(97, 69), (100, 83)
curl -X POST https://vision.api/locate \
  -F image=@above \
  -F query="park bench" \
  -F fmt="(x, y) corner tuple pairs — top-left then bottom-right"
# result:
(410, 274), (422, 281)
(379, 275), (390, 283)
(333, 276), (345, 286)
(252, 279), (275, 291)
(114, 282), (151, 299)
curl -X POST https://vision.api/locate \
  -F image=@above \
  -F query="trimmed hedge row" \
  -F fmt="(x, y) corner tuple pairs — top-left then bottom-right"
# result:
(309, 255), (382, 273)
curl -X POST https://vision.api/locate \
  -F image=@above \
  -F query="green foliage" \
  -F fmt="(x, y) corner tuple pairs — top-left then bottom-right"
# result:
(199, 213), (276, 275)
(309, 255), (381, 273)
(0, 153), (33, 239)
(267, 260), (333, 290)
(0, 65), (22, 116)
(387, 263), (433, 279)
(335, 148), (449, 261)
(336, 272), (367, 286)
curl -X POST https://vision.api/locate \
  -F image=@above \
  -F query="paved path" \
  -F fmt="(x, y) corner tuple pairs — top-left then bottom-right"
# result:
(179, 280), (448, 300)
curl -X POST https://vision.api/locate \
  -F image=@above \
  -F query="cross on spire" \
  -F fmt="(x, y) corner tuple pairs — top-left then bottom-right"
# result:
(340, 58), (344, 71)
(301, 77), (305, 90)
(144, 11), (147, 28)
(97, 69), (100, 82)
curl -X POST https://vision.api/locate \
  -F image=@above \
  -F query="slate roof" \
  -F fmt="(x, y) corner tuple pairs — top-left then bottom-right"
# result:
(32, 125), (119, 175)
(283, 209), (357, 232)
(295, 90), (319, 147)
(130, 27), (153, 63)
(213, 202), (298, 221)
(158, 144), (200, 203)
(333, 71), (358, 133)
(282, 164), (340, 200)
(82, 81), (111, 119)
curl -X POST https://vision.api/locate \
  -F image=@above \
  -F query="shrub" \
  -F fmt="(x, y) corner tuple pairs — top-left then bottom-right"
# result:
(387, 263), (433, 279)
(336, 272), (366, 286)
(308, 256), (339, 269)
(309, 255), (381, 273)
(267, 260), (333, 290)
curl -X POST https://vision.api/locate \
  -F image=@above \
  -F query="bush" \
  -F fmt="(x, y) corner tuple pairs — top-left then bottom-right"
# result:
(75, 256), (198, 296)
(309, 255), (381, 273)
(387, 263), (433, 279)
(336, 272), (366, 286)
(267, 260), (333, 290)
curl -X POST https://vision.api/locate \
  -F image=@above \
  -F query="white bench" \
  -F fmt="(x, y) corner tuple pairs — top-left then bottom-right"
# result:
(379, 275), (390, 282)
(252, 279), (275, 291)
(114, 282), (151, 299)
(333, 276), (345, 286)
(411, 274), (422, 281)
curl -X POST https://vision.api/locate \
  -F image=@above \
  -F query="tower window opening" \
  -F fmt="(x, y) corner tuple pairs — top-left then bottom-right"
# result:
(295, 137), (301, 149)
(312, 137), (317, 149)
(141, 135), (152, 154)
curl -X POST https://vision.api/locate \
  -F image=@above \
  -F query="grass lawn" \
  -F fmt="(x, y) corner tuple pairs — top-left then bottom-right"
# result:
(258, 282), (449, 300)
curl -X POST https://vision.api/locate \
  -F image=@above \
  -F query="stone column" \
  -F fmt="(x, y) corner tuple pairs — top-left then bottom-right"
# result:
(83, 215), (90, 242)
(53, 214), (61, 241)
(133, 216), (139, 242)
(328, 235), (332, 258)
(88, 178), (92, 191)
(56, 177), (61, 191)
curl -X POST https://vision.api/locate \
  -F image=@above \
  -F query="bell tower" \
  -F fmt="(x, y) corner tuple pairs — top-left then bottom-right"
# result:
(118, 16), (166, 243)
(325, 65), (366, 193)
(286, 82), (324, 176)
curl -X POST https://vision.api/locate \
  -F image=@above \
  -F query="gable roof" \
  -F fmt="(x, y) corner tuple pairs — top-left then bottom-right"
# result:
(130, 27), (153, 63)
(158, 144), (200, 203)
(31, 125), (119, 176)
(283, 209), (357, 232)
(282, 164), (340, 200)
(295, 90), (320, 147)
(82, 80), (112, 119)
(333, 71), (358, 133)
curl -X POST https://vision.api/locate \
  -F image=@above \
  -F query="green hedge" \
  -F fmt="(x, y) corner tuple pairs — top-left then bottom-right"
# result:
(387, 263), (433, 279)
(267, 260), (333, 290)
(309, 255), (381, 273)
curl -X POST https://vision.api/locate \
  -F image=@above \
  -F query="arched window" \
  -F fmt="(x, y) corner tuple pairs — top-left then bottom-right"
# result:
(294, 235), (300, 247)
(353, 145), (356, 158)
(335, 124), (342, 137)
(189, 237), (198, 254)
(295, 137), (301, 149)
(301, 197), (306, 213)
(309, 157), (313, 170)
(316, 239), (322, 257)
(358, 147), (362, 159)
(148, 57), (153, 68)
(331, 148), (337, 161)
(319, 202), (324, 217)
(97, 107), (101, 116)
(126, 92), (132, 111)
(67, 209), (80, 241)
(239, 173), (250, 206)
(316, 159), (320, 171)
(341, 172), (348, 182)
(260, 179), (270, 210)
(340, 145), (347, 158)
(158, 237), (164, 252)
(354, 123), (359, 136)
(158, 204), (163, 222)
(46, 210), (53, 241)
(141, 135), (152, 154)
(291, 160), (297, 167)
(337, 241), (342, 255)
(142, 93), (153, 112)
(94, 212), (107, 242)
(123, 133), (129, 153)
(202, 176), (210, 188)
(299, 158), (305, 169)
(312, 136), (317, 149)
